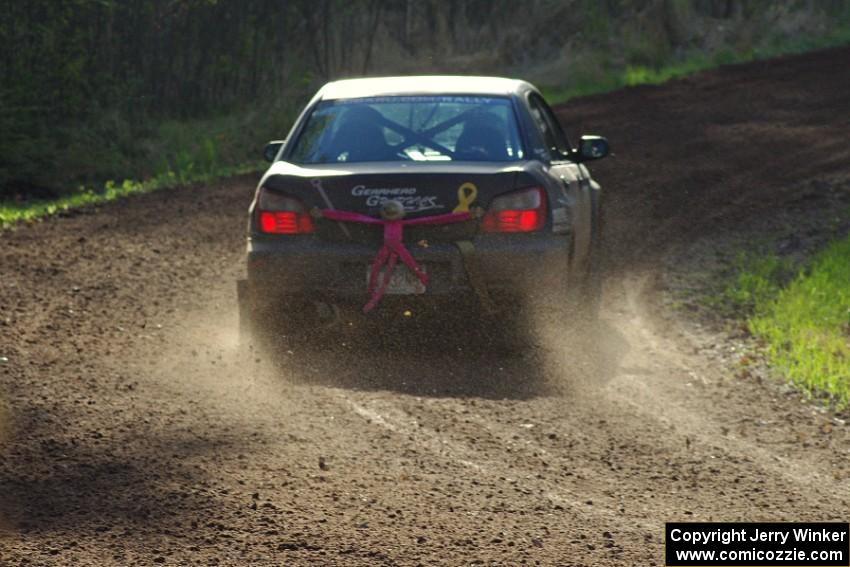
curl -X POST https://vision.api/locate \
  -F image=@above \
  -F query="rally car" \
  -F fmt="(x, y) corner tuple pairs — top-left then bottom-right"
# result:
(238, 76), (609, 345)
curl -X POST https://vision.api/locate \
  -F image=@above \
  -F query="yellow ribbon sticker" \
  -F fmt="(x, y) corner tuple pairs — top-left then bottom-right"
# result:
(453, 182), (478, 213)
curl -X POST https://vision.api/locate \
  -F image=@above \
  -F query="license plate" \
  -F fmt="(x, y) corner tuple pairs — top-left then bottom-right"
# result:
(367, 264), (426, 295)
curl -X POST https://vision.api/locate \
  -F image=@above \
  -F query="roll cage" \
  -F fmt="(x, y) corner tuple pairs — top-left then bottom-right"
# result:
(280, 92), (555, 164)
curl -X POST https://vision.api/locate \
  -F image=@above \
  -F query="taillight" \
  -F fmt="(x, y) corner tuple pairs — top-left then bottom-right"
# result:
(258, 211), (314, 234)
(256, 188), (314, 234)
(481, 187), (547, 233)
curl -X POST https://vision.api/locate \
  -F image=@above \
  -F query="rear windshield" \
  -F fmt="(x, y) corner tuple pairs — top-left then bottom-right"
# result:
(289, 95), (524, 164)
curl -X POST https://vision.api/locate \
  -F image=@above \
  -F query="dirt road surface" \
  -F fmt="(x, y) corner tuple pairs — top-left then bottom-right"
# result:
(2, 47), (850, 566)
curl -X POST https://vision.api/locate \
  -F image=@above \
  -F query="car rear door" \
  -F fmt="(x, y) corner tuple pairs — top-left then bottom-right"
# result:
(525, 92), (593, 269)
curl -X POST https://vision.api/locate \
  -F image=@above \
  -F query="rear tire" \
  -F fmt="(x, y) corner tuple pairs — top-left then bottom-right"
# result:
(237, 279), (274, 351)
(567, 193), (604, 325)
(238, 280), (341, 354)
(478, 304), (537, 356)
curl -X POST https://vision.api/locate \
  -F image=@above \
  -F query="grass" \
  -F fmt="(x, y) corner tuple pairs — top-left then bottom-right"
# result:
(0, 162), (261, 228)
(722, 252), (796, 317)
(725, 237), (850, 408)
(542, 19), (850, 104)
(0, 101), (300, 228)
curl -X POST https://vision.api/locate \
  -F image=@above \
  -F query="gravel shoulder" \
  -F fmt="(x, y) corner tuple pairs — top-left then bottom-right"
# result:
(2, 46), (850, 566)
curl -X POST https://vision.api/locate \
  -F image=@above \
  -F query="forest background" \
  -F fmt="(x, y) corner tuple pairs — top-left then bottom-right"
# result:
(2, 0), (849, 200)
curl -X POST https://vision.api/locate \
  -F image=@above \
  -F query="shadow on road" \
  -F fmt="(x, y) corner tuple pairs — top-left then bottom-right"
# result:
(0, 405), (251, 536)
(263, 317), (629, 401)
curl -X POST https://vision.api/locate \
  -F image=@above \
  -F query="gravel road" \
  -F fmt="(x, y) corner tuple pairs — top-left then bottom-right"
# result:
(1, 46), (849, 566)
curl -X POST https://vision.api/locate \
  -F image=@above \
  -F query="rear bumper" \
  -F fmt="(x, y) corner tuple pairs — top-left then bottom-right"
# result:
(245, 233), (570, 298)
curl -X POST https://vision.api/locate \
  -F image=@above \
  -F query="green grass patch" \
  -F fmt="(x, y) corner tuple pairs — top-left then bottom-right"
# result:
(736, 236), (850, 408)
(0, 161), (261, 228)
(722, 252), (796, 317)
(0, 101), (298, 228)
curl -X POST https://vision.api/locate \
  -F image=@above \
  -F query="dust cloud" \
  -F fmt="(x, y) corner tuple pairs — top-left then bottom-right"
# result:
(130, 302), (302, 434)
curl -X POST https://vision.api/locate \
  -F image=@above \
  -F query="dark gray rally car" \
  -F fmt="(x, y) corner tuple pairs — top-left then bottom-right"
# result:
(238, 76), (609, 345)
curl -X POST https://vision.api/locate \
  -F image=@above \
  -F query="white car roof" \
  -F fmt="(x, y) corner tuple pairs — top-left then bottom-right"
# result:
(317, 76), (534, 100)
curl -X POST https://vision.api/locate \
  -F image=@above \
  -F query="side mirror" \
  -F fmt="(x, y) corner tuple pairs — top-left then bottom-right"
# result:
(263, 140), (285, 162)
(576, 135), (609, 162)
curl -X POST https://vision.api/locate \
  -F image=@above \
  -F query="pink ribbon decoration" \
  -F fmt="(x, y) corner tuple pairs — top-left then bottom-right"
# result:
(321, 209), (472, 313)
